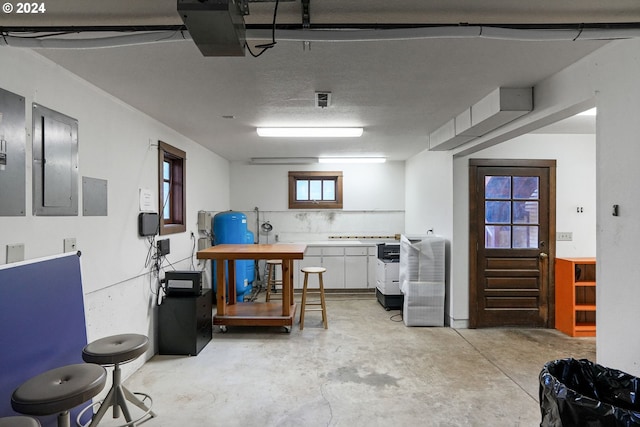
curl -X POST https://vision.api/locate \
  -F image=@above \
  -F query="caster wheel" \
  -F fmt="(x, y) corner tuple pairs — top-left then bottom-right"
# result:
(219, 326), (227, 333)
(284, 326), (291, 333)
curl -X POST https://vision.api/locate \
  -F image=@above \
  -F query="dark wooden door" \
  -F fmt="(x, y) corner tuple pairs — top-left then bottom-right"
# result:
(469, 159), (556, 328)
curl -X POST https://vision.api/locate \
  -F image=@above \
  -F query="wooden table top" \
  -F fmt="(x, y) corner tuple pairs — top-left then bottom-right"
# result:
(197, 243), (307, 260)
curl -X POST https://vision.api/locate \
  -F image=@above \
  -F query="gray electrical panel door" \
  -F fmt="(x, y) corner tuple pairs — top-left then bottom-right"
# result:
(0, 88), (26, 216)
(32, 104), (78, 216)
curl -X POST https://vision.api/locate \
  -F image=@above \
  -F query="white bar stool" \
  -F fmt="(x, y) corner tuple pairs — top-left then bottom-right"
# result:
(299, 266), (328, 330)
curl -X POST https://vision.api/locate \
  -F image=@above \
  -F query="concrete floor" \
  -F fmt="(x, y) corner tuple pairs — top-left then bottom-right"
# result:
(119, 294), (595, 427)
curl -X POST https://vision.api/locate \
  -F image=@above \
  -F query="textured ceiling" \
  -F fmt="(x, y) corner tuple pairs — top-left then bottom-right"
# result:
(2, 1), (621, 161)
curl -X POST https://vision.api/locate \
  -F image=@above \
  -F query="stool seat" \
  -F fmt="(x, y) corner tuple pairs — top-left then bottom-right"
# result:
(301, 266), (326, 274)
(82, 334), (148, 365)
(0, 416), (41, 427)
(11, 364), (106, 420)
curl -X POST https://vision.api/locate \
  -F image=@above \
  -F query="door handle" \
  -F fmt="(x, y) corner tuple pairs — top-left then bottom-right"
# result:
(539, 252), (548, 259)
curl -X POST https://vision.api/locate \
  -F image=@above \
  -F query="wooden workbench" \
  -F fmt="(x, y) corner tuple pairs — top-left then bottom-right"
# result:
(196, 243), (306, 331)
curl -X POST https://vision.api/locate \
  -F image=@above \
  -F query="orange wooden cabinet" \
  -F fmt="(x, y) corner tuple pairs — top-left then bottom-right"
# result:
(555, 257), (596, 337)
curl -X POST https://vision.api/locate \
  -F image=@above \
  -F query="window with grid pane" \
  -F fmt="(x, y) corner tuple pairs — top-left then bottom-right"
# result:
(288, 171), (343, 209)
(484, 175), (539, 249)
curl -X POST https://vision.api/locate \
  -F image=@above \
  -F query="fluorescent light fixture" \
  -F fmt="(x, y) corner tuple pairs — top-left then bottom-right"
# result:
(578, 107), (597, 116)
(250, 157), (318, 164)
(318, 157), (386, 164)
(256, 127), (363, 137)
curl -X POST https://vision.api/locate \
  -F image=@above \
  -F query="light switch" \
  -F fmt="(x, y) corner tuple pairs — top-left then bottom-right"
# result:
(7, 243), (24, 263)
(64, 238), (76, 252)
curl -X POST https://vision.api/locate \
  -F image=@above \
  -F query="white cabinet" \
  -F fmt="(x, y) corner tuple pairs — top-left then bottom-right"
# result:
(344, 246), (369, 288)
(294, 244), (377, 289)
(322, 248), (345, 289)
(367, 246), (377, 288)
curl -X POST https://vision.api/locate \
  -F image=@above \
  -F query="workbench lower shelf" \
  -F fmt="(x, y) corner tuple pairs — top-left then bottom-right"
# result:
(213, 302), (297, 327)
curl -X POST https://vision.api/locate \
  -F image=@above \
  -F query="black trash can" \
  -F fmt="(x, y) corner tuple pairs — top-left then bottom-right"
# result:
(539, 358), (640, 426)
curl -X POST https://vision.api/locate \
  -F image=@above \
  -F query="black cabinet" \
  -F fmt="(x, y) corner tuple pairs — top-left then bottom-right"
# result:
(159, 289), (212, 356)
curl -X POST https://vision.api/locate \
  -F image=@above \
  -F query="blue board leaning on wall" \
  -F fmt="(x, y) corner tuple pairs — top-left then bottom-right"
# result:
(0, 252), (89, 427)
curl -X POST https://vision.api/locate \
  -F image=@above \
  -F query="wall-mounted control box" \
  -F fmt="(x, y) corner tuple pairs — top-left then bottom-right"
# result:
(138, 212), (159, 236)
(197, 211), (212, 233)
(157, 239), (170, 256)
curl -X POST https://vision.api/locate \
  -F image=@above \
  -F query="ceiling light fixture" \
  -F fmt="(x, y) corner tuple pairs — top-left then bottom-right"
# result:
(318, 157), (386, 164)
(256, 127), (363, 138)
(250, 157), (318, 165)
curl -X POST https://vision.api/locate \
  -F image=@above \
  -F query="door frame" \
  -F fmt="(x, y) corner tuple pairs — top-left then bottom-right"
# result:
(468, 158), (557, 328)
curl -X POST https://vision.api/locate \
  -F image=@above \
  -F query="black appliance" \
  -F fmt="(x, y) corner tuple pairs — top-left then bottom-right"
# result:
(159, 289), (212, 356)
(164, 271), (202, 296)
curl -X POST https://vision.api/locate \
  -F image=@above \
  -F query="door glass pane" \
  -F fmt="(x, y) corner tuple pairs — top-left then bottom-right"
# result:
(296, 180), (308, 200)
(485, 201), (511, 223)
(513, 177), (539, 199)
(513, 226), (539, 248)
(485, 176), (511, 199)
(513, 201), (539, 224)
(309, 180), (322, 200)
(323, 180), (335, 200)
(485, 226), (511, 248)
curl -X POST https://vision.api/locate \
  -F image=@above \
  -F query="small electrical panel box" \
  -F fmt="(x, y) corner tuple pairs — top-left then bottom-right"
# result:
(197, 211), (212, 232)
(157, 239), (170, 256)
(198, 238), (210, 251)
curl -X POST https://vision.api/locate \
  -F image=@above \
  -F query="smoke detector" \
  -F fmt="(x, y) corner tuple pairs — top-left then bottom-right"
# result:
(315, 92), (331, 108)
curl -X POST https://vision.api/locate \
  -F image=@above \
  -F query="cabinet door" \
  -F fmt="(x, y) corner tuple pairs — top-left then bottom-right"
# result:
(367, 246), (377, 288)
(322, 254), (345, 289)
(345, 247), (369, 288)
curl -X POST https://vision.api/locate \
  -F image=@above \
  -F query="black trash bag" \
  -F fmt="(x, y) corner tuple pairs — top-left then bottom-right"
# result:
(540, 358), (640, 426)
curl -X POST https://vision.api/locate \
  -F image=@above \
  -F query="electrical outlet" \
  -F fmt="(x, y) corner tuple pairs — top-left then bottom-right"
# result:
(557, 232), (573, 241)
(64, 238), (76, 252)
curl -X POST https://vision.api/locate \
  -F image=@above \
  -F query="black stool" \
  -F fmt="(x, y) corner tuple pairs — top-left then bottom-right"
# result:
(11, 363), (107, 427)
(0, 416), (41, 427)
(79, 334), (155, 426)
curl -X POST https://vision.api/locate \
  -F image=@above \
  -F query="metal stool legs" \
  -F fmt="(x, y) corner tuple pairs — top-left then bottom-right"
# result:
(299, 267), (328, 330)
(80, 361), (154, 426)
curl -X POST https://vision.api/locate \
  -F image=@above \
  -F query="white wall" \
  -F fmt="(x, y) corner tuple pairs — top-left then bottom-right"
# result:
(228, 162), (405, 242)
(0, 48), (230, 365)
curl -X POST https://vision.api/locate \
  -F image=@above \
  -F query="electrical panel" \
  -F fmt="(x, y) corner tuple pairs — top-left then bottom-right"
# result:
(0, 88), (26, 216)
(32, 103), (78, 216)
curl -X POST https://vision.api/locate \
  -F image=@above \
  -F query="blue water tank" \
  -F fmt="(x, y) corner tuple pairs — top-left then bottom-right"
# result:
(212, 211), (255, 302)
